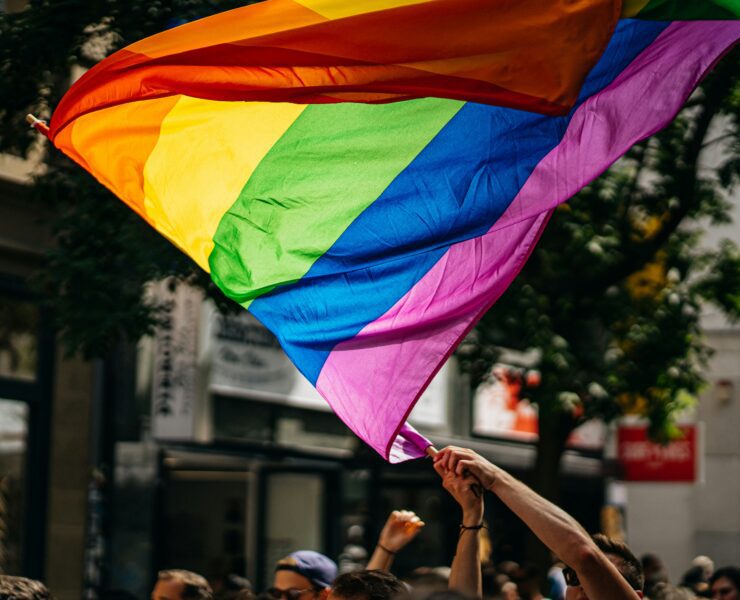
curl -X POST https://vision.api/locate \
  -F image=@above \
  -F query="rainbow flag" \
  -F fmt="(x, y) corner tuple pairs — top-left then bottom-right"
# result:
(51, 0), (622, 129)
(39, 1), (738, 461)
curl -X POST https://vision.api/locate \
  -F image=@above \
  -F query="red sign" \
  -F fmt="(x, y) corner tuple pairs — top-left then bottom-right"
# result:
(617, 425), (697, 482)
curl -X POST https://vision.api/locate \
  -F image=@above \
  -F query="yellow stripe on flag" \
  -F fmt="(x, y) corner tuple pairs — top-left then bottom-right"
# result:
(143, 97), (307, 271)
(294, 0), (428, 19)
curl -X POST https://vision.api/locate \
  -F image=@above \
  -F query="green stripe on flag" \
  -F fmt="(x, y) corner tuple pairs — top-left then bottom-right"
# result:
(209, 98), (463, 306)
(635, 0), (739, 18)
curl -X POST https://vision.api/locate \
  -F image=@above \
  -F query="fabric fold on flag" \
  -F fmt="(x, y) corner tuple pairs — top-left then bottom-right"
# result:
(48, 0), (622, 138)
(42, 7), (739, 462)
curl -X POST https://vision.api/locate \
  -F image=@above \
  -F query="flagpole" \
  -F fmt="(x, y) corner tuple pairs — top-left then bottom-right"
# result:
(26, 113), (50, 136)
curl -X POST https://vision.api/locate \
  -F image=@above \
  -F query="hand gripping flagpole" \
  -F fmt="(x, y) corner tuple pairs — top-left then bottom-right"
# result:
(428, 445), (483, 497)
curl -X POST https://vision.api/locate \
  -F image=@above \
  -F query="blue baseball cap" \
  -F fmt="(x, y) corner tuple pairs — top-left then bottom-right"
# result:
(275, 550), (338, 590)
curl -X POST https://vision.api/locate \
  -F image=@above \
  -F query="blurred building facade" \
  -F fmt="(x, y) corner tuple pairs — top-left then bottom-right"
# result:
(0, 146), (607, 600)
(0, 150), (98, 599)
(102, 285), (607, 598)
(619, 194), (740, 578)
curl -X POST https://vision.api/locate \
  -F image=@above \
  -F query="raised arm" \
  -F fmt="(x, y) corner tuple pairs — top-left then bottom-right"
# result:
(434, 447), (640, 600)
(433, 460), (484, 598)
(367, 510), (425, 571)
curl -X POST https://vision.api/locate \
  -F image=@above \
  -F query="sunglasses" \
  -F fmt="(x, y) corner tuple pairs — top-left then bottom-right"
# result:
(563, 566), (580, 588)
(267, 588), (317, 600)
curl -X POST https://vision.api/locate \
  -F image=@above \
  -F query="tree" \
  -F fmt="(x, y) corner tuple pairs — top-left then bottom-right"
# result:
(456, 51), (740, 507)
(0, 0), (244, 357)
(3, 1), (740, 491)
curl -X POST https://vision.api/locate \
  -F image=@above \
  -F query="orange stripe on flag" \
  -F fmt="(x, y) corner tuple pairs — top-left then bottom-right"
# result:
(54, 96), (181, 224)
(128, 0), (326, 59)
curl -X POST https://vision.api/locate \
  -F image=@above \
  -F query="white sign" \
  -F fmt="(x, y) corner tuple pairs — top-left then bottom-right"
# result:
(204, 306), (451, 429)
(206, 308), (329, 411)
(150, 279), (201, 440)
(408, 362), (450, 429)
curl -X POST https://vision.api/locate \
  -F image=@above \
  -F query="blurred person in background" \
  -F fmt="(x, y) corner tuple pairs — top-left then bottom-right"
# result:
(642, 555), (669, 599)
(339, 524), (370, 574)
(710, 567), (740, 600)
(516, 565), (549, 600)
(681, 567), (711, 598)
(547, 558), (566, 600)
(0, 576), (53, 600)
(153, 570), (213, 600)
(214, 574), (253, 600)
(328, 570), (407, 600)
(403, 567), (450, 594)
(270, 551), (338, 600)
(367, 510), (425, 572)
(499, 581), (519, 600)
(650, 582), (696, 600)
(691, 558), (715, 584)
(108, 591), (138, 600)
(498, 563), (521, 582)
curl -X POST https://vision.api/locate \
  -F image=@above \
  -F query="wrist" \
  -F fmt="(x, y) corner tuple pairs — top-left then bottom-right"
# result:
(376, 542), (396, 555)
(461, 509), (484, 527)
(486, 466), (506, 492)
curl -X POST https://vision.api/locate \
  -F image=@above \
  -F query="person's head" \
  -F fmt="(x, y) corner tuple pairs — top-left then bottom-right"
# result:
(402, 567), (449, 594)
(681, 565), (710, 596)
(328, 570), (406, 600)
(641, 554), (664, 580)
(516, 564), (544, 598)
(0, 576), (53, 600)
(415, 591), (474, 600)
(710, 567), (740, 600)
(692, 557), (715, 582)
(271, 551), (338, 600)
(564, 535), (643, 600)
(153, 570), (213, 600)
(651, 582), (695, 600)
(217, 574), (254, 600)
(500, 581), (518, 600)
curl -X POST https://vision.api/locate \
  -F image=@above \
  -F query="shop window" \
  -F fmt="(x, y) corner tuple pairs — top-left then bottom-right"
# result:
(0, 398), (29, 573)
(0, 296), (38, 382)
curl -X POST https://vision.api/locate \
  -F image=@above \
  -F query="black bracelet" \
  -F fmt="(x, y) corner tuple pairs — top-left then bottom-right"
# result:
(377, 543), (396, 555)
(459, 523), (486, 536)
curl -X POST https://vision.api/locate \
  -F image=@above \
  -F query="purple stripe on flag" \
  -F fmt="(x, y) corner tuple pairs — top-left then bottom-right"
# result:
(316, 20), (740, 461)
(317, 210), (552, 461)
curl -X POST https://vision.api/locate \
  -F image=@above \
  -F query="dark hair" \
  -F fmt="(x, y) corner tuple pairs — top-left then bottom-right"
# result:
(681, 565), (708, 587)
(592, 534), (644, 592)
(651, 582), (695, 600)
(418, 591), (474, 600)
(224, 575), (252, 592)
(0, 576), (53, 600)
(331, 570), (407, 600)
(710, 567), (740, 591)
(403, 567), (448, 592)
(107, 592), (139, 600)
(159, 569), (213, 600)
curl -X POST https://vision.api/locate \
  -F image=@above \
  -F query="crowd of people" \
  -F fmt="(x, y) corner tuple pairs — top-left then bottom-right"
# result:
(1, 447), (737, 600)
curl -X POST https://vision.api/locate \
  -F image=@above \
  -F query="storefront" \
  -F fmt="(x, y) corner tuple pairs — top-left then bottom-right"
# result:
(104, 279), (607, 598)
(0, 276), (54, 579)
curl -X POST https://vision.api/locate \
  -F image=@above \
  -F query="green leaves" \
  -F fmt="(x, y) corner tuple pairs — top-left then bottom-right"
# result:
(458, 51), (740, 440)
(0, 0), (248, 356)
